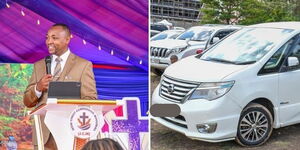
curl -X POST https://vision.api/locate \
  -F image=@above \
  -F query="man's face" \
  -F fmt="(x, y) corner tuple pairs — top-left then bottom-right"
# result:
(46, 26), (70, 56)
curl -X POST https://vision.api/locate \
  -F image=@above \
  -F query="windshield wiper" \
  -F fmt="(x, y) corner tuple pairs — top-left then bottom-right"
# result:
(206, 58), (236, 64)
(235, 61), (256, 65)
(203, 57), (256, 65)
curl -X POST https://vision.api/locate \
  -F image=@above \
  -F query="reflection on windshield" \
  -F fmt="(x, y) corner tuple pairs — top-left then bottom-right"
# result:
(201, 28), (294, 64)
(177, 28), (213, 41)
(151, 31), (182, 41)
(151, 33), (168, 41)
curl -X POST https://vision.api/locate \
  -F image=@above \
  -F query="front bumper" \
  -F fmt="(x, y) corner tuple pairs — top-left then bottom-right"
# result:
(151, 57), (170, 70)
(152, 86), (242, 142)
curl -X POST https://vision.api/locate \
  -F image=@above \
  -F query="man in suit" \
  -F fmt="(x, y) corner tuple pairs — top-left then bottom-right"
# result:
(23, 23), (97, 150)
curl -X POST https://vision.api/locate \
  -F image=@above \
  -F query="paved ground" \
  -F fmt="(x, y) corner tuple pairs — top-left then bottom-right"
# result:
(150, 73), (300, 150)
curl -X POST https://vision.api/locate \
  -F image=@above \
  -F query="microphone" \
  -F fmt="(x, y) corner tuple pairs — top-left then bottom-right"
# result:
(45, 55), (52, 75)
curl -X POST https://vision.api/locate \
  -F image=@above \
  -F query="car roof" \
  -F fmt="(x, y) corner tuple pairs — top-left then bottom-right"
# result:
(188, 25), (242, 31)
(161, 30), (184, 33)
(248, 22), (300, 30)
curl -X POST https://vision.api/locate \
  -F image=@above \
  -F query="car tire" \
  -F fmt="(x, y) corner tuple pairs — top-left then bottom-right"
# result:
(235, 103), (273, 146)
(151, 68), (163, 76)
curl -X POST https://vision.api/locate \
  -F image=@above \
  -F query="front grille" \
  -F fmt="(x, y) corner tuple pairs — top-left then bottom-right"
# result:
(175, 115), (186, 121)
(160, 75), (199, 103)
(151, 47), (170, 57)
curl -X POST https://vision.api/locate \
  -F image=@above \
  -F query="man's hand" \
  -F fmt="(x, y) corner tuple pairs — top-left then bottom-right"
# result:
(36, 74), (52, 92)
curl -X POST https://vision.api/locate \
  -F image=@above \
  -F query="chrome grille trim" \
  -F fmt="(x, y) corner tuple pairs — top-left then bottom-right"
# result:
(161, 82), (190, 92)
(161, 92), (183, 100)
(163, 77), (198, 88)
(161, 86), (186, 97)
(160, 75), (200, 103)
(151, 46), (170, 57)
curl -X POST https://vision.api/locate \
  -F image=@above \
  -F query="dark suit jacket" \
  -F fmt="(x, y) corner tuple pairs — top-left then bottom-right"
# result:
(23, 52), (97, 146)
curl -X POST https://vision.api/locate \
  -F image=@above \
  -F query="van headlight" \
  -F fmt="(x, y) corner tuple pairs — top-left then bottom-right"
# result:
(188, 81), (234, 101)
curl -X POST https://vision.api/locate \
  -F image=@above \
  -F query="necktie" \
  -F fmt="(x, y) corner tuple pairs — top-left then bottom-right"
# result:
(53, 57), (62, 81)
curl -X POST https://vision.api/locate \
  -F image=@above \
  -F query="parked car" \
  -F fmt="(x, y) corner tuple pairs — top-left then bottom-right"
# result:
(150, 23), (169, 37)
(151, 25), (241, 75)
(152, 22), (300, 146)
(150, 30), (161, 37)
(151, 30), (185, 41)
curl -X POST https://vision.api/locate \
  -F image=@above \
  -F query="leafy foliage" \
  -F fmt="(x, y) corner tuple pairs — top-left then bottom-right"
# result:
(0, 115), (17, 123)
(0, 64), (33, 148)
(200, 0), (299, 25)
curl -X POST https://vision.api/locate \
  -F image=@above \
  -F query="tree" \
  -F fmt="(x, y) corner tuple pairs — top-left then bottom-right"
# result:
(291, 0), (300, 20)
(200, 0), (244, 24)
(200, 0), (298, 25)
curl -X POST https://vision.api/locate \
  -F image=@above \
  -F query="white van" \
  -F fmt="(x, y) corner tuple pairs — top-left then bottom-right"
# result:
(152, 22), (300, 146)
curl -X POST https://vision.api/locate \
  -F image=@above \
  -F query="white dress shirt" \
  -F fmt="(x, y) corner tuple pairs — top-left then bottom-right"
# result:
(35, 49), (71, 98)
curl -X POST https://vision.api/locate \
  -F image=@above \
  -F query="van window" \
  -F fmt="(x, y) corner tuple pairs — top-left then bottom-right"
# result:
(258, 38), (295, 75)
(210, 30), (236, 44)
(285, 39), (300, 70)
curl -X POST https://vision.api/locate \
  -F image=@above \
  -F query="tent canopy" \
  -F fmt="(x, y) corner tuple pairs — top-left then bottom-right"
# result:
(0, 0), (148, 71)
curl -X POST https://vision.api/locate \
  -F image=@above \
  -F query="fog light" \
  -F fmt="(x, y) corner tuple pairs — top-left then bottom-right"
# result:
(196, 123), (217, 133)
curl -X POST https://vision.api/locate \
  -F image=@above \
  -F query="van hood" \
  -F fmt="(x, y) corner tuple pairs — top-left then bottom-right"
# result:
(150, 39), (206, 49)
(164, 56), (248, 82)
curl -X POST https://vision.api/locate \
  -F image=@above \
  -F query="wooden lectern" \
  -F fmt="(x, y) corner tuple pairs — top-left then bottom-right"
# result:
(30, 98), (123, 150)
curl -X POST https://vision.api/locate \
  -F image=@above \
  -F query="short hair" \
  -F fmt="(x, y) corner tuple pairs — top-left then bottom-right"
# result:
(51, 23), (71, 36)
(81, 138), (123, 150)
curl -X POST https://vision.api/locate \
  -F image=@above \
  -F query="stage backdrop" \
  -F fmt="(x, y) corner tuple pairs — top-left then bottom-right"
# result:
(0, 64), (33, 149)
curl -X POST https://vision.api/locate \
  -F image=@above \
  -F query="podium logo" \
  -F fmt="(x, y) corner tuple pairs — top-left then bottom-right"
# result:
(78, 112), (91, 130)
(69, 107), (99, 139)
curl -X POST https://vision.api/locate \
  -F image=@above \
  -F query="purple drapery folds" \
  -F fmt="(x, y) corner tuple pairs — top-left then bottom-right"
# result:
(0, 0), (149, 115)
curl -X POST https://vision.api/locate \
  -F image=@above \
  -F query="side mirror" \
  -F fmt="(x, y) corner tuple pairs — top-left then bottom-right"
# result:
(288, 57), (299, 67)
(212, 37), (220, 44)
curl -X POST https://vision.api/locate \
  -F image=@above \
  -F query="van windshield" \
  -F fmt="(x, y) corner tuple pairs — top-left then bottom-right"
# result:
(201, 28), (294, 64)
(177, 27), (213, 41)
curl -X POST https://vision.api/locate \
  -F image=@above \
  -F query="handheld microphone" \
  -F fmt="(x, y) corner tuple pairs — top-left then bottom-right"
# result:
(45, 55), (52, 75)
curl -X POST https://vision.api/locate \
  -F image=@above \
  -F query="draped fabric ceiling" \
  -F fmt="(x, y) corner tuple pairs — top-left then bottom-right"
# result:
(0, 0), (149, 115)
